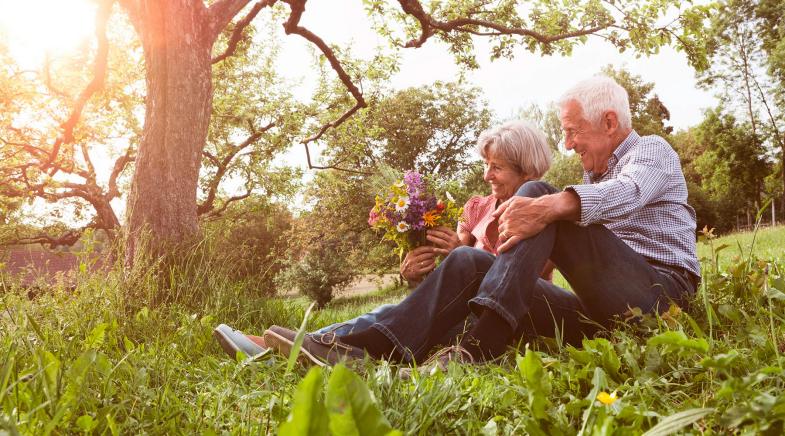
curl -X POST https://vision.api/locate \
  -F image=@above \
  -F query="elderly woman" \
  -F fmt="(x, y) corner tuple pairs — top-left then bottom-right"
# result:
(214, 120), (554, 360)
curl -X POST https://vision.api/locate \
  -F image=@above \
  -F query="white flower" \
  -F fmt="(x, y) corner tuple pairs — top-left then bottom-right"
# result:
(445, 191), (455, 203)
(395, 196), (410, 212)
(396, 221), (410, 232)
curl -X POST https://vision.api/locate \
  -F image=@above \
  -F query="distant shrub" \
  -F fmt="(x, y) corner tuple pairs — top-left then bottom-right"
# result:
(274, 242), (355, 308)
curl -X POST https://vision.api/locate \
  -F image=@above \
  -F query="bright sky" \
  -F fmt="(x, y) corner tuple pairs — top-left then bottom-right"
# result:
(0, 0), (718, 222)
(268, 0), (717, 173)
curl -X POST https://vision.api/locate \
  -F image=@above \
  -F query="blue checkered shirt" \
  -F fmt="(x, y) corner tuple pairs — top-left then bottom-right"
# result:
(566, 130), (700, 278)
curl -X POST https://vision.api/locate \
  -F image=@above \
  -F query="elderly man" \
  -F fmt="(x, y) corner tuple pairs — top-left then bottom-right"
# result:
(267, 75), (700, 367)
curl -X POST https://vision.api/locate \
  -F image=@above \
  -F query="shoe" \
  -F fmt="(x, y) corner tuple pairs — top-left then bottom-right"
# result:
(398, 345), (475, 379)
(263, 326), (365, 367)
(213, 324), (267, 359)
(262, 325), (299, 361)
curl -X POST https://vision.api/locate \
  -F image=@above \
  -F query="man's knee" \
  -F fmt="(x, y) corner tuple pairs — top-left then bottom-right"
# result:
(515, 180), (558, 198)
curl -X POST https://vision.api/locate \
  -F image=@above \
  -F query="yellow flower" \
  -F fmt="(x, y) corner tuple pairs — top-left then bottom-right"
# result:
(423, 210), (440, 227)
(597, 391), (619, 405)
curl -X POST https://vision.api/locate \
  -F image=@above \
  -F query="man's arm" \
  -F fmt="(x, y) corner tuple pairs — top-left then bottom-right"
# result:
(493, 191), (580, 253)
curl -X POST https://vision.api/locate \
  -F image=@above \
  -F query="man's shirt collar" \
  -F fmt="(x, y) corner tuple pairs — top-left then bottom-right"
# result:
(588, 130), (639, 182)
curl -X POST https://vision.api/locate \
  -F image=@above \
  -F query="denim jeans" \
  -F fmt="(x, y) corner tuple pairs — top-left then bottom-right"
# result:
(313, 304), (396, 336)
(313, 301), (473, 344)
(369, 181), (697, 363)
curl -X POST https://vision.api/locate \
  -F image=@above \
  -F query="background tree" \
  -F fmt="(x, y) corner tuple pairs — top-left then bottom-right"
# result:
(14, 0), (712, 264)
(691, 108), (770, 231)
(699, 0), (784, 216)
(602, 65), (674, 138)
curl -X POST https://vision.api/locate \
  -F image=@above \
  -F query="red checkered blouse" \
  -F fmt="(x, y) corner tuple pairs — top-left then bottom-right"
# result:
(457, 194), (501, 255)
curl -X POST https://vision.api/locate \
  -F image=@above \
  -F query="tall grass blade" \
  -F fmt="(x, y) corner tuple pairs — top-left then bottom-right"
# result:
(642, 408), (714, 436)
(286, 302), (316, 374)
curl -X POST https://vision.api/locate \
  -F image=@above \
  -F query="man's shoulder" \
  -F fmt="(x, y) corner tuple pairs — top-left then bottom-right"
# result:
(629, 134), (679, 161)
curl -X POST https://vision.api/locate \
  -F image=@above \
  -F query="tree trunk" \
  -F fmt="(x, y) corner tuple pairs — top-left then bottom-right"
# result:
(125, 2), (213, 262)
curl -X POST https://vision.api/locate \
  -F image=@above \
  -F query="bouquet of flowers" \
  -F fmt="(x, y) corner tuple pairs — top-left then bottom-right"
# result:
(368, 170), (462, 257)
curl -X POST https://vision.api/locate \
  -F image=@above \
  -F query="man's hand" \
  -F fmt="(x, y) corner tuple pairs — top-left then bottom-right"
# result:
(400, 246), (438, 283)
(492, 191), (581, 253)
(426, 226), (461, 256)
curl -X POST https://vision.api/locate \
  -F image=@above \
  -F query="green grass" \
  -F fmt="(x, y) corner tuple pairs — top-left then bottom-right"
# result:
(1, 226), (785, 434)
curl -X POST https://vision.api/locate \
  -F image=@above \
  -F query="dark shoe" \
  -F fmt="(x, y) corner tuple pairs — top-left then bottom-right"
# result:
(213, 324), (267, 359)
(300, 331), (366, 366)
(399, 345), (476, 379)
(264, 326), (366, 367)
(262, 325), (298, 360)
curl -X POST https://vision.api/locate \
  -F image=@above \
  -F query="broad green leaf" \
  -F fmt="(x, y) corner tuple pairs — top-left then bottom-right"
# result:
(325, 364), (395, 436)
(516, 350), (551, 420)
(642, 408), (714, 436)
(76, 415), (96, 432)
(279, 367), (329, 436)
(647, 331), (709, 355)
(84, 323), (108, 350)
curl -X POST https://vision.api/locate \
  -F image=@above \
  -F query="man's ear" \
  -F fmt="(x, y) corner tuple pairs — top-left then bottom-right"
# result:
(602, 111), (619, 135)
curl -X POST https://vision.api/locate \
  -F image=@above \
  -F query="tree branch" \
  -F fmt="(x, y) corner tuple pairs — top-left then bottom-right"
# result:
(107, 145), (135, 199)
(208, 0), (253, 43)
(212, 0), (275, 64)
(4, 229), (85, 249)
(280, 0), (368, 173)
(200, 190), (252, 219)
(396, 0), (610, 48)
(42, 0), (113, 173)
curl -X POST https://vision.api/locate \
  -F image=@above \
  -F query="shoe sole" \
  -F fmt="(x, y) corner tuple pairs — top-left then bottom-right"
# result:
(213, 328), (241, 358)
(263, 330), (326, 367)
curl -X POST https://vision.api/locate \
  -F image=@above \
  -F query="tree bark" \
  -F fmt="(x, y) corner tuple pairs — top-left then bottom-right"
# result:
(125, 1), (213, 261)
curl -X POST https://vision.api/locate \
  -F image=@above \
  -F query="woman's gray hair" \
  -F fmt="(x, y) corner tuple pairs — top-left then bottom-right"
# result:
(476, 120), (552, 179)
(557, 75), (632, 130)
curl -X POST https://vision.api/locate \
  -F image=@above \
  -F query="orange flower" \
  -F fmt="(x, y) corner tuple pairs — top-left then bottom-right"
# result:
(423, 210), (440, 227)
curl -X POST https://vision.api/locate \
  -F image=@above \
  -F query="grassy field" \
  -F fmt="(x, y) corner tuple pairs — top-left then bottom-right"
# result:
(1, 226), (784, 434)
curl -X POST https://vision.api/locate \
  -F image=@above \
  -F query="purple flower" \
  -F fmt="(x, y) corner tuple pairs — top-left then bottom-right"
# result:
(403, 171), (424, 197)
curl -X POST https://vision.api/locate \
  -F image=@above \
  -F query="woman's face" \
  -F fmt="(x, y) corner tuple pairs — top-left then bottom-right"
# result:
(483, 153), (529, 202)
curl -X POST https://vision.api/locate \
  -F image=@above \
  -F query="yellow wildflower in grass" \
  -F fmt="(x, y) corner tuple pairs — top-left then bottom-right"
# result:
(423, 210), (440, 227)
(597, 391), (619, 405)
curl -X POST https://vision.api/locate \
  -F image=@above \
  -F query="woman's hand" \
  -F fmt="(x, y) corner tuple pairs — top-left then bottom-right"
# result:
(426, 226), (461, 256)
(400, 246), (437, 283)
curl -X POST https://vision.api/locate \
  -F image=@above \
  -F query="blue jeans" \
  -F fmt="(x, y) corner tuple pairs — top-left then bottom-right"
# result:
(313, 302), (473, 344)
(369, 181), (697, 363)
(313, 304), (396, 336)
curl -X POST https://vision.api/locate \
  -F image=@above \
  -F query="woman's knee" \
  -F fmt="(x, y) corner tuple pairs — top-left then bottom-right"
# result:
(515, 180), (558, 198)
(445, 246), (494, 272)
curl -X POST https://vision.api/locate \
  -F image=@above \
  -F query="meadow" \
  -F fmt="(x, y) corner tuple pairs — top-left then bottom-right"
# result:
(1, 226), (784, 434)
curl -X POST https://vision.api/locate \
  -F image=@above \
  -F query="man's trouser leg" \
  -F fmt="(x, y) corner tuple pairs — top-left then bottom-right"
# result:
(471, 181), (695, 346)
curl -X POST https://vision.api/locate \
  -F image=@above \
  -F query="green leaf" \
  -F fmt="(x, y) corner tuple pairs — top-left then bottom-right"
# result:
(647, 331), (709, 355)
(75, 415), (96, 433)
(279, 367), (329, 436)
(516, 350), (552, 420)
(325, 364), (395, 436)
(84, 323), (108, 350)
(642, 408), (714, 436)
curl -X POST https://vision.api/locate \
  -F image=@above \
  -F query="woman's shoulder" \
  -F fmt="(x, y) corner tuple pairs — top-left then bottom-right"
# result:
(463, 194), (496, 211)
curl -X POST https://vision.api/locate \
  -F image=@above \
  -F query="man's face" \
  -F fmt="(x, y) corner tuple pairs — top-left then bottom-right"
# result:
(559, 100), (615, 175)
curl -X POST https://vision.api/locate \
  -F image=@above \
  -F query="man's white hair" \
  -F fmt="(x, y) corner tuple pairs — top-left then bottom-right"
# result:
(557, 75), (632, 130)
